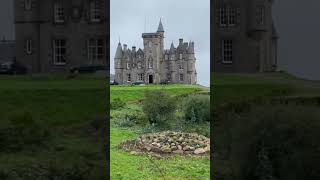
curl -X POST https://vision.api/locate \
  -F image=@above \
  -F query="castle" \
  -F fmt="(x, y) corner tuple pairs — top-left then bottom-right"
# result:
(14, 0), (108, 73)
(213, 0), (279, 72)
(114, 20), (197, 85)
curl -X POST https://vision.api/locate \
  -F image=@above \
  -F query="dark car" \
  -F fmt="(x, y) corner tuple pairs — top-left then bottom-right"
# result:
(132, 81), (145, 86)
(0, 61), (27, 75)
(70, 65), (107, 74)
(160, 80), (170, 85)
(110, 80), (119, 85)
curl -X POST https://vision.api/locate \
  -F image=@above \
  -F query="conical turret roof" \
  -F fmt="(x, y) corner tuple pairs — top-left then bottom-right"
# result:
(115, 42), (123, 59)
(157, 19), (164, 32)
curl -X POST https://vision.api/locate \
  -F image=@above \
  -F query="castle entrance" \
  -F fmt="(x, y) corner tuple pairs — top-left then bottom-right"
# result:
(148, 75), (153, 84)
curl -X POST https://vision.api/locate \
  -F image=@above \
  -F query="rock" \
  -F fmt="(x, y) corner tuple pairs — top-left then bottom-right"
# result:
(173, 150), (184, 154)
(177, 145), (182, 150)
(189, 147), (195, 151)
(130, 151), (140, 155)
(171, 146), (178, 151)
(194, 148), (206, 154)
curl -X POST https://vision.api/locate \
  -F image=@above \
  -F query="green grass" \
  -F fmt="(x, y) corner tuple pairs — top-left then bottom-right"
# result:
(110, 84), (210, 180)
(0, 75), (107, 178)
(212, 72), (320, 179)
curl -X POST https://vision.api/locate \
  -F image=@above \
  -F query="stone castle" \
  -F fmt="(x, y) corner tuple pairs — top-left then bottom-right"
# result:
(213, 0), (278, 72)
(114, 20), (197, 85)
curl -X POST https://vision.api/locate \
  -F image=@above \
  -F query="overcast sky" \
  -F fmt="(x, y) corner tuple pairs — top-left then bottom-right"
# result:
(110, 0), (210, 86)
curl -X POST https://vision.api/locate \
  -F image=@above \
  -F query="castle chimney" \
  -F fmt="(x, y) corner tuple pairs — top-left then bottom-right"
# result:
(132, 46), (136, 51)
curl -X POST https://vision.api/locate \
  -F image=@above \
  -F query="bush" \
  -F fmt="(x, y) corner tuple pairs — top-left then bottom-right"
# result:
(111, 98), (126, 110)
(182, 94), (210, 123)
(142, 90), (177, 126)
(112, 108), (147, 128)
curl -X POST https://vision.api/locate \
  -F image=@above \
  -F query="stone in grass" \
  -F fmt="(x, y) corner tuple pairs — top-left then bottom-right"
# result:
(194, 148), (206, 155)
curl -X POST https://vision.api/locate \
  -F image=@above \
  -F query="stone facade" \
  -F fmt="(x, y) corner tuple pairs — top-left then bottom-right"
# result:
(114, 20), (197, 85)
(213, 0), (278, 73)
(14, 0), (108, 73)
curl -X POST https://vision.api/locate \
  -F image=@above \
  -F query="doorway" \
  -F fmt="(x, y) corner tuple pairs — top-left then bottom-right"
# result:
(148, 75), (153, 84)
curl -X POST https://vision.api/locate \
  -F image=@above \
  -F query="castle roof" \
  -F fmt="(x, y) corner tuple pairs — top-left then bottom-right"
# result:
(115, 42), (123, 59)
(157, 19), (164, 32)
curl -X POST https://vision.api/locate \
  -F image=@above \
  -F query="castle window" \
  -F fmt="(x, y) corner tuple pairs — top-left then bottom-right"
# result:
(127, 63), (130, 69)
(148, 58), (153, 68)
(165, 55), (168, 60)
(88, 38), (104, 64)
(138, 73), (144, 81)
(179, 62), (184, 70)
(148, 41), (152, 48)
(127, 74), (131, 82)
(170, 55), (174, 60)
(54, 1), (64, 23)
(24, 0), (32, 10)
(221, 40), (233, 64)
(179, 74), (184, 81)
(90, 0), (101, 22)
(26, 40), (32, 55)
(137, 62), (142, 69)
(53, 39), (66, 65)
(117, 62), (121, 68)
(256, 6), (265, 25)
(219, 6), (236, 27)
(179, 53), (183, 59)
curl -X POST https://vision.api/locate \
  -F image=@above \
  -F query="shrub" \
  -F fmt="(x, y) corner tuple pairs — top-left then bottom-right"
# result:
(112, 108), (147, 128)
(142, 90), (177, 126)
(111, 98), (126, 110)
(182, 94), (210, 123)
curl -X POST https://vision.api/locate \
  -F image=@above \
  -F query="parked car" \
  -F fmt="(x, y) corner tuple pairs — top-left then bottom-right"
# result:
(160, 80), (170, 85)
(0, 61), (27, 75)
(132, 81), (145, 86)
(110, 80), (119, 85)
(70, 65), (107, 74)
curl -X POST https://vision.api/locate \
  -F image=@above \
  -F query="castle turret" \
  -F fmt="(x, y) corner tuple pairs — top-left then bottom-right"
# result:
(114, 42), (123, 83)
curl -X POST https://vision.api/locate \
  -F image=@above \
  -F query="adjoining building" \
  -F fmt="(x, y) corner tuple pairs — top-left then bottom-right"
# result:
(14, 0), (108, 73)
(114, 20), (197, 85)
(213, 0), (279, 73)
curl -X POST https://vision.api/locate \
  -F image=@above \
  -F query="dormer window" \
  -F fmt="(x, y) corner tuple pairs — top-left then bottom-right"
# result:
(54, 1), (64, 23)
(90, 0), (101, 22)
(25, 0), (32, 10)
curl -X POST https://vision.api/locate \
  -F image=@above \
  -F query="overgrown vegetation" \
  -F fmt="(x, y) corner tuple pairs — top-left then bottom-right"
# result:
(213, 73), (320, 180)
(111, 85), (210, 179)
(0, 75), (107, 179)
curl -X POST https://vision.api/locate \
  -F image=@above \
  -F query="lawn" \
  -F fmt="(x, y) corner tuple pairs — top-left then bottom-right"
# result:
(0, 74), (107, 179)
(212, 72), (320, 179)
(110, 85), (210, 180)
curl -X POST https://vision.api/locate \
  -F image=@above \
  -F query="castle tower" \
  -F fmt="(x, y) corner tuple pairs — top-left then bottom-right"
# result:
(141, 19), (165, 84)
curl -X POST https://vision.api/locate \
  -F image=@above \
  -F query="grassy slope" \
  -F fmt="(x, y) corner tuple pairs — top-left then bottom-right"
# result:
(110, 85), (210, 180)
(212, 72), (320, 178)
(0, 75), (107, 177)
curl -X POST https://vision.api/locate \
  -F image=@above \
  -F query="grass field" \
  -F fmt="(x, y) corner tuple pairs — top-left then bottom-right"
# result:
(110, 85), (210, 180)
(0, 75), (107, 179)
(212, 72), (320, 179)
